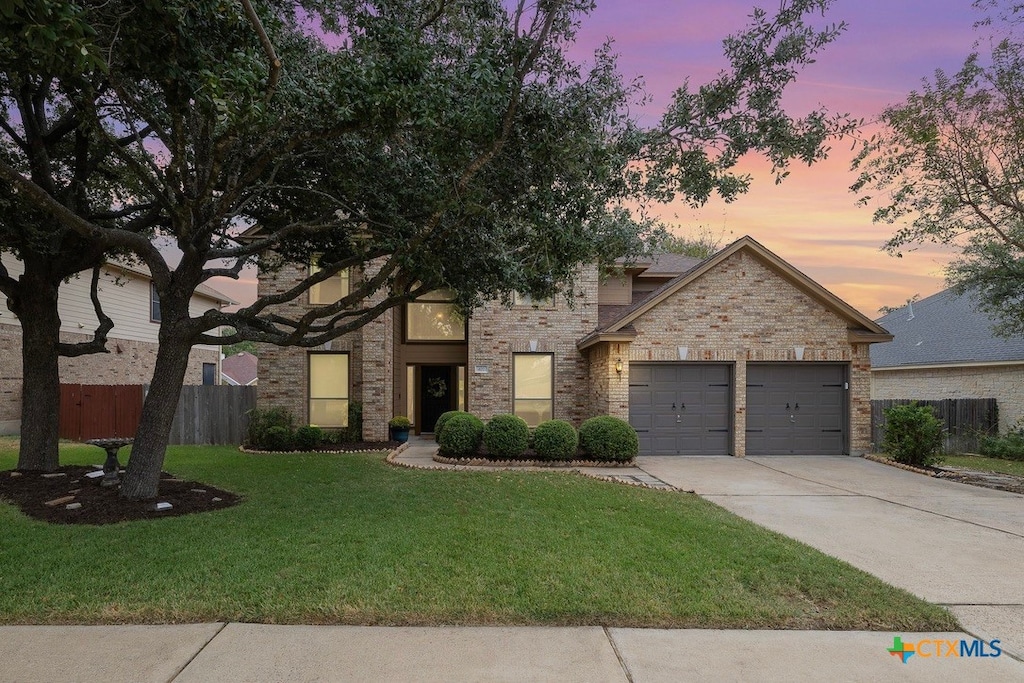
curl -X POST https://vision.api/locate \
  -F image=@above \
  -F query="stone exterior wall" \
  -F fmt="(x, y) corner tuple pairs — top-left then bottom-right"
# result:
(0, 321), (218, 435)
(255, 264), (364, 429)
(872, 364), (1024, 433)
(617, 250), (874, 455)
(467, 267), (599, 425)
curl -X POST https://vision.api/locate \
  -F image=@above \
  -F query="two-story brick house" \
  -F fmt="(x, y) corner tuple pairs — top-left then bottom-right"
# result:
(258, 235), (892, 455)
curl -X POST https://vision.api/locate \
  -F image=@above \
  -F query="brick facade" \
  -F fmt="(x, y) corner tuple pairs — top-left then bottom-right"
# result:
(256, 240), (882, 455)
(0, 321), (218, 435)
(598, 250), (874, 455)
(872, 364), (1024, 433)
(256, 263), (364, 430)
(467, 266), (599, 425)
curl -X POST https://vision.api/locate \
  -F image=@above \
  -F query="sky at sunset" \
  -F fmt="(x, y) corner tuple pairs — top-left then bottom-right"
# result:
(212, 0), (986, 318)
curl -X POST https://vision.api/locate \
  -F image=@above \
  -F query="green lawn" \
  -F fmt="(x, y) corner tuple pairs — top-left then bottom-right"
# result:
(0, 443), (955, 630)
(941, 453), (1024, 477)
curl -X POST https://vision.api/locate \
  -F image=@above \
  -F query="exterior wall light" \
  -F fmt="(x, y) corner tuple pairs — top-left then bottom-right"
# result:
(615, 358), (623, 374)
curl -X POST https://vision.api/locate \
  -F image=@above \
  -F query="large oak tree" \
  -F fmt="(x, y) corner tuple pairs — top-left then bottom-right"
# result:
(1, 0), (854, 498)
(852, 0), (1024, 337)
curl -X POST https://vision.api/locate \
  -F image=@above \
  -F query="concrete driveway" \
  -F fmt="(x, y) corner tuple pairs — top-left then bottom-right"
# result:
(637, 455), (1024, 661)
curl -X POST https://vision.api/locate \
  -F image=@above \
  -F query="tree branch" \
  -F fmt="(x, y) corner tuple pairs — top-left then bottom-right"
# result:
(239, 0), (281, 102)
(58, 265), (114, 357)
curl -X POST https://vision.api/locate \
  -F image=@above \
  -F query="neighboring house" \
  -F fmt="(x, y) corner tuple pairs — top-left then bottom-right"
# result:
(258, 236), (891, 455)
(221, 351), (258, 386)
(871, 288), (1024, 434)
(0, 254), (233, 435)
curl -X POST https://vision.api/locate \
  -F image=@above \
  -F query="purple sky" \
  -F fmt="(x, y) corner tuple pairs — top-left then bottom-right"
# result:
(213, 0), (984, 316)
(566, 0), (982, 315)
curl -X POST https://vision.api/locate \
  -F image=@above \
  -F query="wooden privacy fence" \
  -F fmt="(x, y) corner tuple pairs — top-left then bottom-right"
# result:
(871, 398), (999, 454)
(168, 385), (256, 445)
(60, 384), (145, 442)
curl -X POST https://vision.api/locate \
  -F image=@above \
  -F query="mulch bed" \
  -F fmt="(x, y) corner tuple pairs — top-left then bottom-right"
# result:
(0, 466), (241, 526)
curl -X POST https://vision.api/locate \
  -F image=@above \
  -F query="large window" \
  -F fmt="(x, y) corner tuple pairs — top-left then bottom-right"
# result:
(309, 262), (350, 305)
(406, 289), (466, 341)
(513, 353), (553, 427)
(309, 353), (349, 427)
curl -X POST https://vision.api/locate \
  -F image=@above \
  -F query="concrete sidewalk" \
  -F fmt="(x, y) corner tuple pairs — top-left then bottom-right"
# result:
(2, 623), (1021, 682)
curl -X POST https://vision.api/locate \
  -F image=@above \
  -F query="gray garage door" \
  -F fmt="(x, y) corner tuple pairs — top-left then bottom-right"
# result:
(629, 364), (731, 455)
(745, 364), (847, 455)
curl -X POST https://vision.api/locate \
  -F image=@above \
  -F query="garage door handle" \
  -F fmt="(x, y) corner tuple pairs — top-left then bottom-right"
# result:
(673, 402), (684, 410)
(786, 402), (790, 410)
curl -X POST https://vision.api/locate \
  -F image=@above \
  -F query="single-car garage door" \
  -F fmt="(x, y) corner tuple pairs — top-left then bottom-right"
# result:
(745, 364), (847, 455)
(629, 364), (731, 455)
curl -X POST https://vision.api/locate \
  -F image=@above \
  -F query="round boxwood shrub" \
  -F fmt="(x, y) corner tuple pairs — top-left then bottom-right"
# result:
(262, 425), (294, 452)
(294, 425), (324, 451)
(532, 420), (579, 461)
(433, 410), (464, 442)
(483, 414), (530, 459)
(579, 416), (638, 462)
(438, 413), (484, 457)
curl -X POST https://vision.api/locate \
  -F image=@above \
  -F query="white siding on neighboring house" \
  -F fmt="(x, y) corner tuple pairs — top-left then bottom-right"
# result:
(0, 254), (225, 350)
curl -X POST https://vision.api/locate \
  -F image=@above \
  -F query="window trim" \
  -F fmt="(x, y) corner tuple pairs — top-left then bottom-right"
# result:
(513, 290), (556, 309)
(307, 351), (351, 428)
(308, 261), (351, 306)
(512, 352), (554, 427)
(149, 281), (161, 323)
(403, 290), (467, 343)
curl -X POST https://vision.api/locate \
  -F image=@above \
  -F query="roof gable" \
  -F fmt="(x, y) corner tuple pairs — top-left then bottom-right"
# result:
(871, 288), (1024, 367)
(594, 235), (889, 340)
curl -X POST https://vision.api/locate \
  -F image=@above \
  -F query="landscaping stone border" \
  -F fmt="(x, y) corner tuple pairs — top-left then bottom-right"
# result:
(862, 453), (953, 477)
(432, 453), (637, 468)
(238, 445), (396, 455)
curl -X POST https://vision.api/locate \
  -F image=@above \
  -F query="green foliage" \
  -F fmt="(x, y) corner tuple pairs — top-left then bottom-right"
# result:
(433, 410), (463, 442)
(220, 328), (258, 357)
(388, 416), (412, 429)
(262, 426), (294, 452)
(294, 425), (324, 452)
(482, 414), (530, 459)
(246, 407), (294, 448)
(881, 403), (944, 467)
(579, 416), (639, 462)
(438, 413), (484, 458)
(851, 6), (1024, 337)
(532, 420), (579, 461)
(978, 431), (1024, 461)
(655, 228), (728, 259)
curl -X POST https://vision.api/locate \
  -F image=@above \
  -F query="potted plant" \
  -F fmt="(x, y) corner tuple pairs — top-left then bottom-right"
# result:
(388, 416), (412, 443)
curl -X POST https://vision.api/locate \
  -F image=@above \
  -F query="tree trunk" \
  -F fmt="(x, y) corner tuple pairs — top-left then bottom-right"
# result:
(119, 336), (191, 500)
(16, 273), (62, 471)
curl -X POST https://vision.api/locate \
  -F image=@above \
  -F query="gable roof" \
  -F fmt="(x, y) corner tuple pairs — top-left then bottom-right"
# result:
(221, 351), (258, 385)
(580, 235), (891, 350)
(623, 252), (704, 277)
(871, 288), (1024, 368)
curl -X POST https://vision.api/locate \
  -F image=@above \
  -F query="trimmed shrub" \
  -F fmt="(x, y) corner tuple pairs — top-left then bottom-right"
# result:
(438, 413), (484, 457)
(433, 410), (463, 442)
(533, 420), (579, 461)
(246, 407), (293, 447)
(579, 416), (638, 462)
(294, 425), (325, 451)
(882, 403), (943, 467)
(979, 431), (1024, 461)
(483, 414), (530, 459)
(263, 425), (294, 452)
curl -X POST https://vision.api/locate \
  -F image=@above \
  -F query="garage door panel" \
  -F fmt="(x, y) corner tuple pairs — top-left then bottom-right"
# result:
(629, 364), (732, 455)
(745, 364), (847, 455)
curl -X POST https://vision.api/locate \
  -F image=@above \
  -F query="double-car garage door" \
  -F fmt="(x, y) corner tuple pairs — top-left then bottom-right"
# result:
(629, 363), (847, 455)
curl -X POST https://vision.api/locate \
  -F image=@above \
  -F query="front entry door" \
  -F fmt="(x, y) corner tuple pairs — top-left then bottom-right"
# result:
(419, 365), (454, 434)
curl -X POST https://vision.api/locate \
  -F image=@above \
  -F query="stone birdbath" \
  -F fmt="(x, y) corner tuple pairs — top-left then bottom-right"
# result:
(85, 438), (134, 487)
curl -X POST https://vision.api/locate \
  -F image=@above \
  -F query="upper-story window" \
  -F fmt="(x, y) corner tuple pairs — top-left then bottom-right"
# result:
(309, 261), (350, 305)
(513, 290), (555, 308)
(150, 282), (161, 322)
(406, 289), (466, 342)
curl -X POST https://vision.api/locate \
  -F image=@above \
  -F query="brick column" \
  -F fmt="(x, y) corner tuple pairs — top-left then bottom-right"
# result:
(733, 357), (746, 457)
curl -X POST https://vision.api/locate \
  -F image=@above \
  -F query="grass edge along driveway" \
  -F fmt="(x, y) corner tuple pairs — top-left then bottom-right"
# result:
(0, 444), (956, 631)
